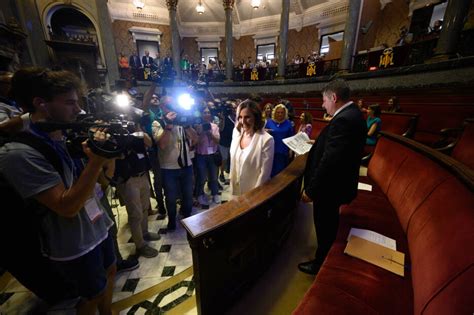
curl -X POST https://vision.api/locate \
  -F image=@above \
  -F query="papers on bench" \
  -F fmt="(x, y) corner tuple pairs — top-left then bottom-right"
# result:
(282, 132), (313, 155)
(347, 228), (396, 250)
(345, 235), (405, 277)
(358, 182), (372, 191)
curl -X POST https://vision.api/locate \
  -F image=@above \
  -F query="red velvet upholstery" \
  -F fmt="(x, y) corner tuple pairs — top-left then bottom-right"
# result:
(293, 133), (474, 315)
(451, 121), (474, 170)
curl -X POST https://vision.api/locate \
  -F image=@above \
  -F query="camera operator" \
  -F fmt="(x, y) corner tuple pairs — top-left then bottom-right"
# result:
(152, 98), (197, 230)
(113, 122), (161, 258)
(217, 100), (235, 184)
(195, 105), (221, 206)
(140, 83), (167, 216)
(0, 68), (116, 314)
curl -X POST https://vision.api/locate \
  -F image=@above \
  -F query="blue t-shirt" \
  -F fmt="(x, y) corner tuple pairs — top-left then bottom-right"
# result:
(366, 116), (381, 146)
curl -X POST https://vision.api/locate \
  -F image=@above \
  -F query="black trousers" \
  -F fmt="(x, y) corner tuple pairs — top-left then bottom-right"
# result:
(313, 199), (341, 263)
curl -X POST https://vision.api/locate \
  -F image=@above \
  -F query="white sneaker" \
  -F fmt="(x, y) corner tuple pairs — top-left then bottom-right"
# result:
(213, 195), (221, 204)
(198, 194), (209, 206)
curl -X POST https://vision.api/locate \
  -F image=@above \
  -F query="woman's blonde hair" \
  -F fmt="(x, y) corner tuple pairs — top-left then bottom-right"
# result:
(262, 103), (274, 120)
(271, 103), (288, 121)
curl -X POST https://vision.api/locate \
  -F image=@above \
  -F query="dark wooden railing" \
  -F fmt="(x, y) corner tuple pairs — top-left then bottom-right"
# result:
(181, 154), (307, 315)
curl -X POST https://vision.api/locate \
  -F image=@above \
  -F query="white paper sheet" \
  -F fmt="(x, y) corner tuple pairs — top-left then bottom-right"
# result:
(282, 132), (313, 155)
(359, 167), (368, 177)
(347, 228), (397, 250)
(358, 182), (372, 191)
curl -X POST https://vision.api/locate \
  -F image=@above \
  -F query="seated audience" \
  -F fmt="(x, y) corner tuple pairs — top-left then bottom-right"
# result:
(387, 96), (401, 112)
(229, 100), (274, 196)
(366, 104), (382, 145)
(357, 98), (367, 113)
(298, 112), (313, 137)
(265, 104), (294, 177)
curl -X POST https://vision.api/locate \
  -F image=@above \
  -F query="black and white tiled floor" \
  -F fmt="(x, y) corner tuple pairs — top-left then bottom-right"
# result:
(0, 173), (232, 314)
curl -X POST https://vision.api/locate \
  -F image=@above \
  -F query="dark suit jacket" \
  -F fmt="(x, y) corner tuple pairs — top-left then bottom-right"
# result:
(142, 56), (154, 67)
(304, 103), (367, 205)
(129, 55), (142, 68)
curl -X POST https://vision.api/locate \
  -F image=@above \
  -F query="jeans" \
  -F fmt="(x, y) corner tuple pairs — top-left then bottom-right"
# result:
(161, 166), (194, 227)
(196, 154), (219, 196)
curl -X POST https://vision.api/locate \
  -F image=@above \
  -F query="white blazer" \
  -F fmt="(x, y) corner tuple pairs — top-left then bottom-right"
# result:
(230, 129), (274, 196)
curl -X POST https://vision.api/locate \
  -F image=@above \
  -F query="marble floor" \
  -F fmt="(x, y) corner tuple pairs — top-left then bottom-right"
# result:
(0, 173), (232, 315)
(0, 166), (368, 314)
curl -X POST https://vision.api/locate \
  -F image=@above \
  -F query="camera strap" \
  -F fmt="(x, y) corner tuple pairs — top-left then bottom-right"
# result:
(177, 127), (189, 168)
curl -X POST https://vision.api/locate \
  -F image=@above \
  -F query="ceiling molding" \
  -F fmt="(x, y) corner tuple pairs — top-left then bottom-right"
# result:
(108, 0), (349, 38)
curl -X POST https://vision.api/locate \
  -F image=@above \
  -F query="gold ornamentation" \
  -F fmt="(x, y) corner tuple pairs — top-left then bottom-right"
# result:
(166, 0), (178, 11)
(306, 62), (316, 76)
(250, 68), (258, 81)
(223, 0), (235, 10)
(379, 48), (394, 68)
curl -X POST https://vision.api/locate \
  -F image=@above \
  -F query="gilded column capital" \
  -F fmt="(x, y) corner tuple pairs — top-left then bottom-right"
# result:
(166, 0), (178, 11)
(223, 0), (235, 10)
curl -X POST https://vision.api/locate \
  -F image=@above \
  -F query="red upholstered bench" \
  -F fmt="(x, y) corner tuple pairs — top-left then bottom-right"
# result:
(293, 132), (474, 315)
(451, 119), (474, 170)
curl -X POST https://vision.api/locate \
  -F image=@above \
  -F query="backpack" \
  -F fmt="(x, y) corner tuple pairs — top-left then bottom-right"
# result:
(0, 132), (78, 304)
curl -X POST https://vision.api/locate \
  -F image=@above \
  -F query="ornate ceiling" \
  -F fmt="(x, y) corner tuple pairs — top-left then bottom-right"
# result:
(107, 0), (349, 37)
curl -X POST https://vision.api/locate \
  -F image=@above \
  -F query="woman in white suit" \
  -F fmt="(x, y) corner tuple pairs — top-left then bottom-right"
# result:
(230, 100), (275, 196)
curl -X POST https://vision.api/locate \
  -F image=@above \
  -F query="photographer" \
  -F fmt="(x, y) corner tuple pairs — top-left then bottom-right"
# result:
(0, 68), (116, 314)
(217, 101), (235, 184)
(195, 106), (221, 206)
(141, 83), (167, 216)
(113, 125), (161, 258)
(152, 97), (197, 230)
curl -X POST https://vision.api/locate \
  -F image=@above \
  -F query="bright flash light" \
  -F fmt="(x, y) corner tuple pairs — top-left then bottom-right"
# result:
(115, 93), (130, 108)
(177, 93), (195, 110)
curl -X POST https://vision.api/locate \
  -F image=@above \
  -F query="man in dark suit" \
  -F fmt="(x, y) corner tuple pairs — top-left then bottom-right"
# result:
(298, 79), (367, 275)
(142, 51), (154, 80)
(129, 51), (142, 80)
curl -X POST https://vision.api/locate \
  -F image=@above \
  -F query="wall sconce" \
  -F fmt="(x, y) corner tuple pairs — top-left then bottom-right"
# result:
(196, 0), (205, 14)
(251, 0), (260, 9)
(133, 0), (145, 10)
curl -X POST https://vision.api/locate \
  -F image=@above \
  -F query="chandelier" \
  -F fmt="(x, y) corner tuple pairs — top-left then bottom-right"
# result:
(133, 0), (145, 10)
(196, 0), (205, 14)
(251, 0), (260, 9)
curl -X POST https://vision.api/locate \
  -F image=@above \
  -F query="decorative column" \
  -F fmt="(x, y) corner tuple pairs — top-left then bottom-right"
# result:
(166, 0), (181, 79)
(432, 0), (471, 60)
(339, 0), (362, 72)
(95, 0), (120, 89)
(223, 0), (235, 81)
(277, 0), (290, 79)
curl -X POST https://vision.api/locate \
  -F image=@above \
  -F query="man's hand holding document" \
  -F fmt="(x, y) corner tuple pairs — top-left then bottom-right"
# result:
(282, 132), (313, 155)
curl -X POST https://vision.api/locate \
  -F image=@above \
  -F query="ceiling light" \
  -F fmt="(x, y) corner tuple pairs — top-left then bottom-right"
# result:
(196, 1), (205, 14)
(251, 0), (260, 9)
(133, 0), (145, 10)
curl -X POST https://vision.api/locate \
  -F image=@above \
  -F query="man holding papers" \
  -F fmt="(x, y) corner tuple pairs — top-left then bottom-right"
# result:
(298, 79), (366, 275)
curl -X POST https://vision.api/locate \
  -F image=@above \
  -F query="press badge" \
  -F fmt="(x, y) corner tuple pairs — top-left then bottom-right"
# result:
(207, 146), (214, 155)
(137, 153), (145, 159)
(85, 198), (103, 223)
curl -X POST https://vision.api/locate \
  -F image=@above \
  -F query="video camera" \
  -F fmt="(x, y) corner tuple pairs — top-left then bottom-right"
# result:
(36, 89), (148, 159)
(162, 87), (206, 126)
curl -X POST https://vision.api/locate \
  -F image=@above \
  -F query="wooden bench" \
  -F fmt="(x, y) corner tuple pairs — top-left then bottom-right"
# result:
(181, 155), (306, 314)
(293, 132), (474, 314)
